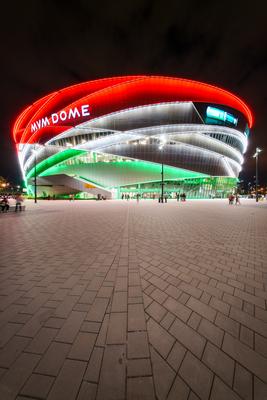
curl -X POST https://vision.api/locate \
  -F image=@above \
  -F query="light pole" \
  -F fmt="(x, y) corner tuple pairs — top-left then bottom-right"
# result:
(253, 147), (262, 202)
(161, 162), (164, 203)
(32, 144), (38, 204)
(159, 140), (166, 203)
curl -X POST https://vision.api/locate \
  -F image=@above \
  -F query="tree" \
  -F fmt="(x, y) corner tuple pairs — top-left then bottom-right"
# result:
(0, 176), (9, 191)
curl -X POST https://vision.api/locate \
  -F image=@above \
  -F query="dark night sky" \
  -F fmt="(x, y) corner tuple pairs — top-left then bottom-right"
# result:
(1, 0), (267, 184)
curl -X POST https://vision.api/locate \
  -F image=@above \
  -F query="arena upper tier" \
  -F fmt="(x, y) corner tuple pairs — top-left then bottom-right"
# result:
(13, 76), (253, 199)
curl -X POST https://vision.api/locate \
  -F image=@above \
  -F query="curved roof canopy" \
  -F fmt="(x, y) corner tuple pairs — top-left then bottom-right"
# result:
(13, 76), (253, 145)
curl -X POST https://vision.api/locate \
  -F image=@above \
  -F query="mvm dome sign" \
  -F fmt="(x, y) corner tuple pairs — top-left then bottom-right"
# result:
(30, 104), (90, 133)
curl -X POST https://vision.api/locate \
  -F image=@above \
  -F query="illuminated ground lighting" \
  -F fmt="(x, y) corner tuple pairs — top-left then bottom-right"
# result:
(13, 76), (253, 199)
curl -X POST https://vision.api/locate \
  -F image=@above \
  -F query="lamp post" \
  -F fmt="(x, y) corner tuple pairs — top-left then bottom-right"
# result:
(253, 147), (262, 202)
(159, 140), (165, 203)
(32, 144), (38, 204)
(161, 162), (164, 203)
(34, 149), (37, 203)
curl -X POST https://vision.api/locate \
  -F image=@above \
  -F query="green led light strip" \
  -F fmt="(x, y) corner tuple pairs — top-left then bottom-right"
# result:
(26, 149), (87, 180)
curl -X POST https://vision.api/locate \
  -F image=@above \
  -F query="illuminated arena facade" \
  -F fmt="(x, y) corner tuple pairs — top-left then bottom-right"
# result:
(13, 76), (253, 199)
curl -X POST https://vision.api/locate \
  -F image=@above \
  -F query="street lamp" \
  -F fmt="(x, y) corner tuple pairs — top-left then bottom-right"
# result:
(253, 147), (262, 202)
(32, 144), (39, 204)
(159, 140), (166, 203)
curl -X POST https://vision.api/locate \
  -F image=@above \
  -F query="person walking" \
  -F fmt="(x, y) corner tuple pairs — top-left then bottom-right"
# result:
(228, 194), (234, 205)
(15, 194), (24, 212)
(235, 194), (241, 205)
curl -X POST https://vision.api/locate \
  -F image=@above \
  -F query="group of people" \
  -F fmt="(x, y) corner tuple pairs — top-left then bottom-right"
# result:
(228, 193), (241, 205)
(176, 192), (186, 202)
(0, 194), (24, 213)
(121, 194), (131, 200)
(121, 192), (188, 202)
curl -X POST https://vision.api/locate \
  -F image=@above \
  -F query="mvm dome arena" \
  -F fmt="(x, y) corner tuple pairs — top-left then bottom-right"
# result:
(13, 76), (253, 199)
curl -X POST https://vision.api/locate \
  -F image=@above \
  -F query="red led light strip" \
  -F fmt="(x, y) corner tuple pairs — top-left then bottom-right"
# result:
(13, 76), (253, 145)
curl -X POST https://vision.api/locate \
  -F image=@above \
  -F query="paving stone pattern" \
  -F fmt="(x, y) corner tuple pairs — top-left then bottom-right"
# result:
(0, 199), (267, 400)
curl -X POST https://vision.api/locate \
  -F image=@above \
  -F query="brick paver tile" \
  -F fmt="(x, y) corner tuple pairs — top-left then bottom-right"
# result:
(111, 292), (127, 312)
(115, 276), (128, 292)
(179, 282), (202, 299)
(187, 297), (217, 322)
(234, 288), (265, 309)
(97, 286), (114, 298)
(127, 359), (152, 377)
(84, 346), (104, 383)
(179, 292), (191, 305)
(86, 298), (109, 322)
(164, 297), (191, 322)
(202, 341), (235, 386)
(209, 296), (230, 315)
(0, 353), (40, 400)
(166, 284), (182, 300)
(233, 363), (253, 400)
(180, 351), (213, 400)
(68, 331), (97, 361)
(20, 292), (51, 315)
(198, 282), (223, 300)
(106, 313), (127, 345)
(53, 295), (79, 318)
(128, 331), (149, 359)
(0, 336), (30, 368)
(150, 288), (168, 304)
(239, 325), (254, 348)
(95, 314), (109, 347)
(167, 374), (190, 400)
(255, 333), (267, 358)
(150, 347), (175, 400)
(35, 342), (71, 376)
(79, 290), (96, 305)
(55, 311), (86, 343)
(215, 312), (240, 338)
(223, 293), (243, 310)
(146, 301), (167, 322)
(18, 308), (53, 338)
(210, 376), (241, 400)
(188, 391), (201, 400)
(198, 318), (224, 347)
(188, 312), (201, 330)
(127, 376), (155, 399)
(26, 327), (58, 354)
(97, 345), (126, 400)
(80, 321), (101, 333)
(20, 373), (54, 399)
(222, 332), (267, 382)
(77, 381), (97, 400)
(128, 304), (146, 331)
(169, 318), (206, 358)
(229, 306), (267, 337)
(254, 376), (267, 400)
(160, 312), (176, 330)
(147, 318), (175, 359)
(167, 340), (186, 371)
(44, 317), (65, 329)
(47, 359), (86, 400)
(0, 322), (23, 347)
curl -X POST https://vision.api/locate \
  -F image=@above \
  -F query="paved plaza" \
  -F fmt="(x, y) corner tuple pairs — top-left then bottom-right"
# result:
(0, 199), (267, 400)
